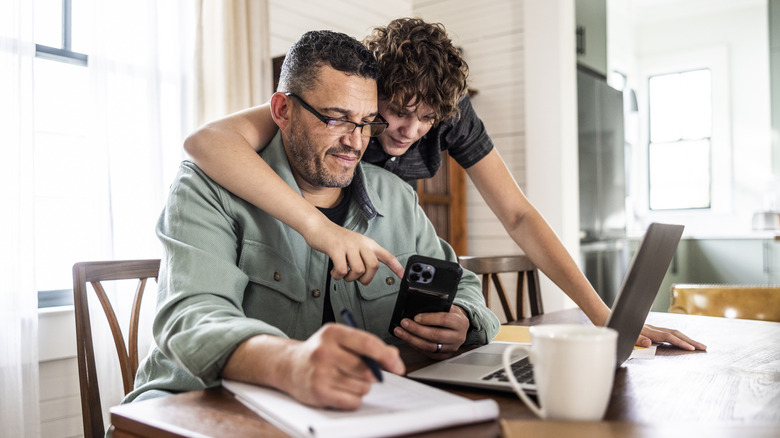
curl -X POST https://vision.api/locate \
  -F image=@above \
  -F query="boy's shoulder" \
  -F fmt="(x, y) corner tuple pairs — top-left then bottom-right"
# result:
(359, 161), (416, 195)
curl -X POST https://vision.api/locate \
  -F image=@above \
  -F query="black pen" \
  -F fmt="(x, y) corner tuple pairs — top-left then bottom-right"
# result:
(340, 308), (384, 382)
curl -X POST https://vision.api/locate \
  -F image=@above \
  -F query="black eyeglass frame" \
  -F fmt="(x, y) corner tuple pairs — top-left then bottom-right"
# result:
(285, 92), (389, 137)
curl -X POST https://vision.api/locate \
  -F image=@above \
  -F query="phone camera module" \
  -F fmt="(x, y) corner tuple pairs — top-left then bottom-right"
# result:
(408, 263), (435, 284)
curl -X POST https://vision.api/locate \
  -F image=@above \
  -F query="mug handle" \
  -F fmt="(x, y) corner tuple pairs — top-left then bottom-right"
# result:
(502, 344), (544, 419)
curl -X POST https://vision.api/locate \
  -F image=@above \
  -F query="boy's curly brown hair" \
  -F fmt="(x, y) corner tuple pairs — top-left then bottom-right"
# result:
(364, 18), (469, 126)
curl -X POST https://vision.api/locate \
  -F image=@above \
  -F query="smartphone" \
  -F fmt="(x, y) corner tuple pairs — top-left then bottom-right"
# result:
(388, 255), (462, 337)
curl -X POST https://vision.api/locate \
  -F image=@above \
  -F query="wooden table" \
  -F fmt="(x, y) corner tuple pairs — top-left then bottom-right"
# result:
(110, 310), (780, 437)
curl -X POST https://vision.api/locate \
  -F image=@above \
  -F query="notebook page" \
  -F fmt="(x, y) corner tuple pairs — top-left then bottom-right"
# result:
(223, 371), (498, 438)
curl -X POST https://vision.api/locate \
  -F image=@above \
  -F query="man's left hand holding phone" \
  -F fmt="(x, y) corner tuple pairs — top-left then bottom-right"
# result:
(392, 305), (471, 359)
(388, 255), (471, 359)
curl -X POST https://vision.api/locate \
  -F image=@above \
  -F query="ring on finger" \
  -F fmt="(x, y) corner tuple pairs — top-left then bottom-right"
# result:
(435, 343), (442, 353)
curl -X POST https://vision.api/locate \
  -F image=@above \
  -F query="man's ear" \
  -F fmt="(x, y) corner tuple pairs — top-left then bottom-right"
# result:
(269, 92), (292, 130)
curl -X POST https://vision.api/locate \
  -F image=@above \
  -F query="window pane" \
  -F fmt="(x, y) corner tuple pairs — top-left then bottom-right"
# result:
(679, 70), (711, 139)
(34, 0), (62, 48)
(649, 140), (711, 210)
(71, 0), (94, 53)
(34, 57), (89, 134)
(649, 69), (711, 143)
(33, 55), (108, 291)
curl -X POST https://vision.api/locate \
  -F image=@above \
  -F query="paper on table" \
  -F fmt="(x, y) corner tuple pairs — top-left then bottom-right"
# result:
(223, 372), (498, 438)
(629, 344), (657, 359)
(492, 325), (531, 343)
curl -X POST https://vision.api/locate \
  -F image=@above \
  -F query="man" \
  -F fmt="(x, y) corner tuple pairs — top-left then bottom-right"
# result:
(124, 30), (499, 410)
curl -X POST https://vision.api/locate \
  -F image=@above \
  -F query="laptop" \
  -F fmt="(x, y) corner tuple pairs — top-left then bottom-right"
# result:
(407, 222), (684, 393)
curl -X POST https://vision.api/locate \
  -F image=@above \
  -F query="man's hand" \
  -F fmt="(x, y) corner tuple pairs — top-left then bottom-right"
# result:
(280, 324), (406, 410)
(636, 324), (707, 350)
(224, 324), (405, 411)
(392, 306), (470, 359)
(303, 218), (404, 285)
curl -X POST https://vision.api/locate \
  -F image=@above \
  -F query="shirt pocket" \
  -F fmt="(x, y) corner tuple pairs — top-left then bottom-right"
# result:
(239, 239), (307, 336)
(355, 252), (414, 340)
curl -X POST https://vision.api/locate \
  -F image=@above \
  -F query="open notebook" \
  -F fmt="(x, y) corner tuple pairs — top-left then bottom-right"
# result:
(223, 371), (498, 438)
(407, 222), (684, 393)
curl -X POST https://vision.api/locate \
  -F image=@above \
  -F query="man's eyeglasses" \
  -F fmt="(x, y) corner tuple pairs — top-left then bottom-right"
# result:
(285, 93), (388, 138)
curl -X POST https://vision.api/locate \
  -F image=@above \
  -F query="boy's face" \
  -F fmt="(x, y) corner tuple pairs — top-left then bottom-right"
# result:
(375, 99), (436, 157)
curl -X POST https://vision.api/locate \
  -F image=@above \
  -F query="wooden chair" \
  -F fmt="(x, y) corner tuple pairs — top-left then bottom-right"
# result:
(458, 254), (543, 322)
(669, 284), (780, 322)
(72, 259), (160, 438)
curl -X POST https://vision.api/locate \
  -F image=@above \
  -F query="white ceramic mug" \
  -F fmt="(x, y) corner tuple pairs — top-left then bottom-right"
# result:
(502, 324), (618, 421)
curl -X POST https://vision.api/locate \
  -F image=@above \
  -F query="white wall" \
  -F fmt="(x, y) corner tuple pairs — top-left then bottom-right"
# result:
(412, 0), (579, 314)
(267, 0), (413, 56)
(521, 0), (580, 312)
(414, 0), (527, 256)
(38, 308), (81, 438)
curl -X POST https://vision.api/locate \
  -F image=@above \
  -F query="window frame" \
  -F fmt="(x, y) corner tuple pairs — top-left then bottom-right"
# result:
(35, 0), (88, 66)
(634, 46), (732, 223)
(646, 67), (713, 211)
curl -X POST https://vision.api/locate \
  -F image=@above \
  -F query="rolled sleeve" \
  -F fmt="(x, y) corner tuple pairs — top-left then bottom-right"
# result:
(153, 163), (287, 385)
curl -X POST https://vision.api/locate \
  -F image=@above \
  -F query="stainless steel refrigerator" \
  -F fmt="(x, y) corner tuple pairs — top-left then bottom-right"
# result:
(577, 70), (629, 306)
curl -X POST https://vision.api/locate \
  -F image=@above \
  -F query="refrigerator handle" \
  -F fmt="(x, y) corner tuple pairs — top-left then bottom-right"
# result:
(764, 241), (770, 275)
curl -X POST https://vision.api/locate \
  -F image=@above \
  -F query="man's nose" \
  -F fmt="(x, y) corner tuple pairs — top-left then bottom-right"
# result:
(341, 127), (365, 151)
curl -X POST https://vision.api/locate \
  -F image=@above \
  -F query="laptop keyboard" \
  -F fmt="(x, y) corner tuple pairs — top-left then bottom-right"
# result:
(482, 357), (535, 384)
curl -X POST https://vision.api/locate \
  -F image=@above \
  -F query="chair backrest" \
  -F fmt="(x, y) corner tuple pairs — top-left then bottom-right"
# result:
(72, 259), (160, 438)
(458, 254), (543, 322)
(669, 284), (780, 322)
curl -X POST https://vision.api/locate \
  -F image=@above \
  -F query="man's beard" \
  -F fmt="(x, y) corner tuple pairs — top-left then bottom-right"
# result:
(287, 123), (361, 188)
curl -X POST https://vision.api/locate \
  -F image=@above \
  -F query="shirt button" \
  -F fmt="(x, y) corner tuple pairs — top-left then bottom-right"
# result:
(273, 272), (281, 281)
(390, 157), (397, 162)
(312, 289), (321, 298)
(385, 277), (395, 285)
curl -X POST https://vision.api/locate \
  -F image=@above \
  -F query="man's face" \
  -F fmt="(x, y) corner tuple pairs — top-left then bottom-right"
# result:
(284, 67), (379, 190)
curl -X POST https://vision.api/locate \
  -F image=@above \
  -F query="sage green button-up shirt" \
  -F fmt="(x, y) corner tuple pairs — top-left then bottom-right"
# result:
(124, 133), (499, 403)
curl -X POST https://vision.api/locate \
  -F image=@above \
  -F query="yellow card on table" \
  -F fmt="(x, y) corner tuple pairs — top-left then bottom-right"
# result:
(493, 325), (531, 343)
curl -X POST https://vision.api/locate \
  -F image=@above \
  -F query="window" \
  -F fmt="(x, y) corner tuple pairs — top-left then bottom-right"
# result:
(32, 1), (194, 308)
(647, 69), (712, 210)
(34, 0), (97, 307)
(35, 0), (89, 66)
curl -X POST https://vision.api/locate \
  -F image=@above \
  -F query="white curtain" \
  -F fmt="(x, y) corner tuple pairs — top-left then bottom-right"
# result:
(196, 0), (272, 126)
(0, 0), (40, 436)
(85, 0), (196, 427)
(2, 0), (196, 435)
(2, 0), (268, 433)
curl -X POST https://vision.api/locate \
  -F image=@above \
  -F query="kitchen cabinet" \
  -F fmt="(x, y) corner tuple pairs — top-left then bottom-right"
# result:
(575, 0), (607, 77)
(768, 237), (780, 284)
(651, 238), (693, 312)
(689, 239), (768, 284)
